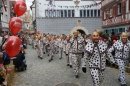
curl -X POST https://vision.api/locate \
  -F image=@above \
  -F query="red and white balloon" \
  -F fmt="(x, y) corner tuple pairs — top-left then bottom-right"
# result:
(14, 0), (27, 16)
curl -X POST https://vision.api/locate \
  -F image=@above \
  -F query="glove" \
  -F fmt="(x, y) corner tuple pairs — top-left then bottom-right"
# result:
(82, 67), (86, 73)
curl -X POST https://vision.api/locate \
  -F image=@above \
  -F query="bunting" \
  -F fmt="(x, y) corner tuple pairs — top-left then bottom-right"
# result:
(43, 2), (101, 9)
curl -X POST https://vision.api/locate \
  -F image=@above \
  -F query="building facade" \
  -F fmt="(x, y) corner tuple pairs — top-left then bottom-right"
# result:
(30, 0), (36, 31)
(35, 0), (102, 35)
(1, 0), (26, 32)
(101, 0), (130, 35)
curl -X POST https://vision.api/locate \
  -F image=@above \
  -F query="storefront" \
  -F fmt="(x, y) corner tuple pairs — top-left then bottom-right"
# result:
(103, 26), (126, 34)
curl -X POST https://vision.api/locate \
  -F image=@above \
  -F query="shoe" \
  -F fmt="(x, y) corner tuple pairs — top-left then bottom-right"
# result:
(59, 57), (62, 59)
(75, 75), (79, 78)
(67, 64), (69, 66)
(118, 78), (121, 82)
(43, 52), (45, 54)
(40, 57), (43, 59)
(49, 59), (52, 62)
(121, 84), (127, 86)
(70, 65), (72, 68)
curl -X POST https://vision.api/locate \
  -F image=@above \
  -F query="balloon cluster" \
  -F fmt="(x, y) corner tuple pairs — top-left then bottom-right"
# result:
(5, 0), (27, 57)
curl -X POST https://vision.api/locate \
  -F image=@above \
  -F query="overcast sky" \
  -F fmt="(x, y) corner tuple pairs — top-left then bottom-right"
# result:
(25, 0), (33, 15)
(26, 0), (34, 10)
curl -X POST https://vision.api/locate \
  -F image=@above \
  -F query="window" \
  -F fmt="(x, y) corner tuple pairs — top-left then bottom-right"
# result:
(118, 3), (121, 15)
(72, 10), (74, 17)
(110, 8), (112, 17)
(64, 10), (67, 17)
(104, 11), (106, 19)
(61, 10), (63, 17)
(68, 10), (71, 17)
(84, 10), (86, 17)
(91, 10), (93, 17)
(98, 10), (100, 17)
(80, 10), (82, 17)
(45, 9), (75, 18)
(94, 10), (97, 17)
(57, 10), (60, 17)
(87, 10), (90, 17)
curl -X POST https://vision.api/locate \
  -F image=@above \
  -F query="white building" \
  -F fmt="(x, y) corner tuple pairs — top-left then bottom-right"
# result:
(35, 0), (102, 35)
(1, 0), (26, 32)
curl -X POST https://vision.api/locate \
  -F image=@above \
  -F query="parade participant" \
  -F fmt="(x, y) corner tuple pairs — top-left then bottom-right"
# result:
(63, 35), (72, 67)
(36, 35), (43, 59)
(28, 35), (32, 45)
(53, 35), (58, 54)
(70, 30), (85, 78)
(33, 35), (37, 49)
(82, 31), (115, 86)
(42, 34), (47, 54)
(109, 32), (130, 86)
(48, 36), (55, 62)
(58, 34), (64, 59)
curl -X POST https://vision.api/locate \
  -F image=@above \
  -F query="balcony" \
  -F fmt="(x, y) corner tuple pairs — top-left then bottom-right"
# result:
(102, 15), (126, 27)
(102, 0), (114, 7)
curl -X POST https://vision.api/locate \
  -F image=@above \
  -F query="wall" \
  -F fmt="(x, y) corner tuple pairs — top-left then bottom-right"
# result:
(36, 17), (102, 35)
(36, 0), (101, 17)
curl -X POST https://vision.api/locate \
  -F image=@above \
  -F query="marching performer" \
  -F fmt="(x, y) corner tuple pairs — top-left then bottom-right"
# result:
(58, 34), (64, 59)
(48, 36), (55, 62)
(63, 35), (72, 67)
(82, 31), (115, 86)
(42, 34), (47, 54)
(70, 30), (85, 78)
(109, 32), (130, 86)
(36, 35), (43, 59)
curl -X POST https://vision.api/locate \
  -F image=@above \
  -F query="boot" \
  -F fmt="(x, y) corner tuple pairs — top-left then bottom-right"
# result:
(75, 75), (79, 78)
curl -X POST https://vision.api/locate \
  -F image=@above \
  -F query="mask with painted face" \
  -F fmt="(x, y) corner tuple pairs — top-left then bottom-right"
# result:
(66, 35), (70, 41)
(60, 35), (64, 39)
(92, 31), (100, 43)
(73, 30), (78, 38)
(121, 32), (128, 44)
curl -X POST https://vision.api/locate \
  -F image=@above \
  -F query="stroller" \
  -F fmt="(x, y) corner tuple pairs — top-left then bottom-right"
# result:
(13, 51), (27, 71)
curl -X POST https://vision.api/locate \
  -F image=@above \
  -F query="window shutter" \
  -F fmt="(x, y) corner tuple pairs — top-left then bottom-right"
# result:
(102, 11), (104, 20)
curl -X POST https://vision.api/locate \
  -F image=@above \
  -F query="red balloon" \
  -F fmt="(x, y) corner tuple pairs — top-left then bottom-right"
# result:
(5, 36), (22, 57)
(14, 1), (27, 16)
(37, 30), (40, 34)
(9, 17), (22, 35)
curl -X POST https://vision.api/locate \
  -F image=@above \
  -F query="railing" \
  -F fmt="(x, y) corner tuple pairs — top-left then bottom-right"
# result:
(102, 0), (114, 7)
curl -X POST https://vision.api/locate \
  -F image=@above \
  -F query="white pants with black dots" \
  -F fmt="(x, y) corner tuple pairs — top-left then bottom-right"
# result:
(37, 47), (43, 58)
(90, 68), (104, 86)
(71, 54), (82, 75)
(116, 59), (129, 85)
(49, 49), (54, 60)
(59, 48), (63, 59)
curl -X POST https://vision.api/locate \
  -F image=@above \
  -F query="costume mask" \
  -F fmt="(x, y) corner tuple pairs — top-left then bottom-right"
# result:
(73, 30), (78, 38)
(92, 31), (100, 43)
(66, 35), (70, 41)
(60, 35), (63, 39)
(121, 32), (128, 44)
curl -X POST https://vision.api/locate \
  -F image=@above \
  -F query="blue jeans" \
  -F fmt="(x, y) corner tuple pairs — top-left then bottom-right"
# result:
(22, 59), (26, 67)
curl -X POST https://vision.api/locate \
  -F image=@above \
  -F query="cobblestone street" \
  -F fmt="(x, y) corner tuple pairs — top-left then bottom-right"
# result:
(13, 45), (130, 86)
